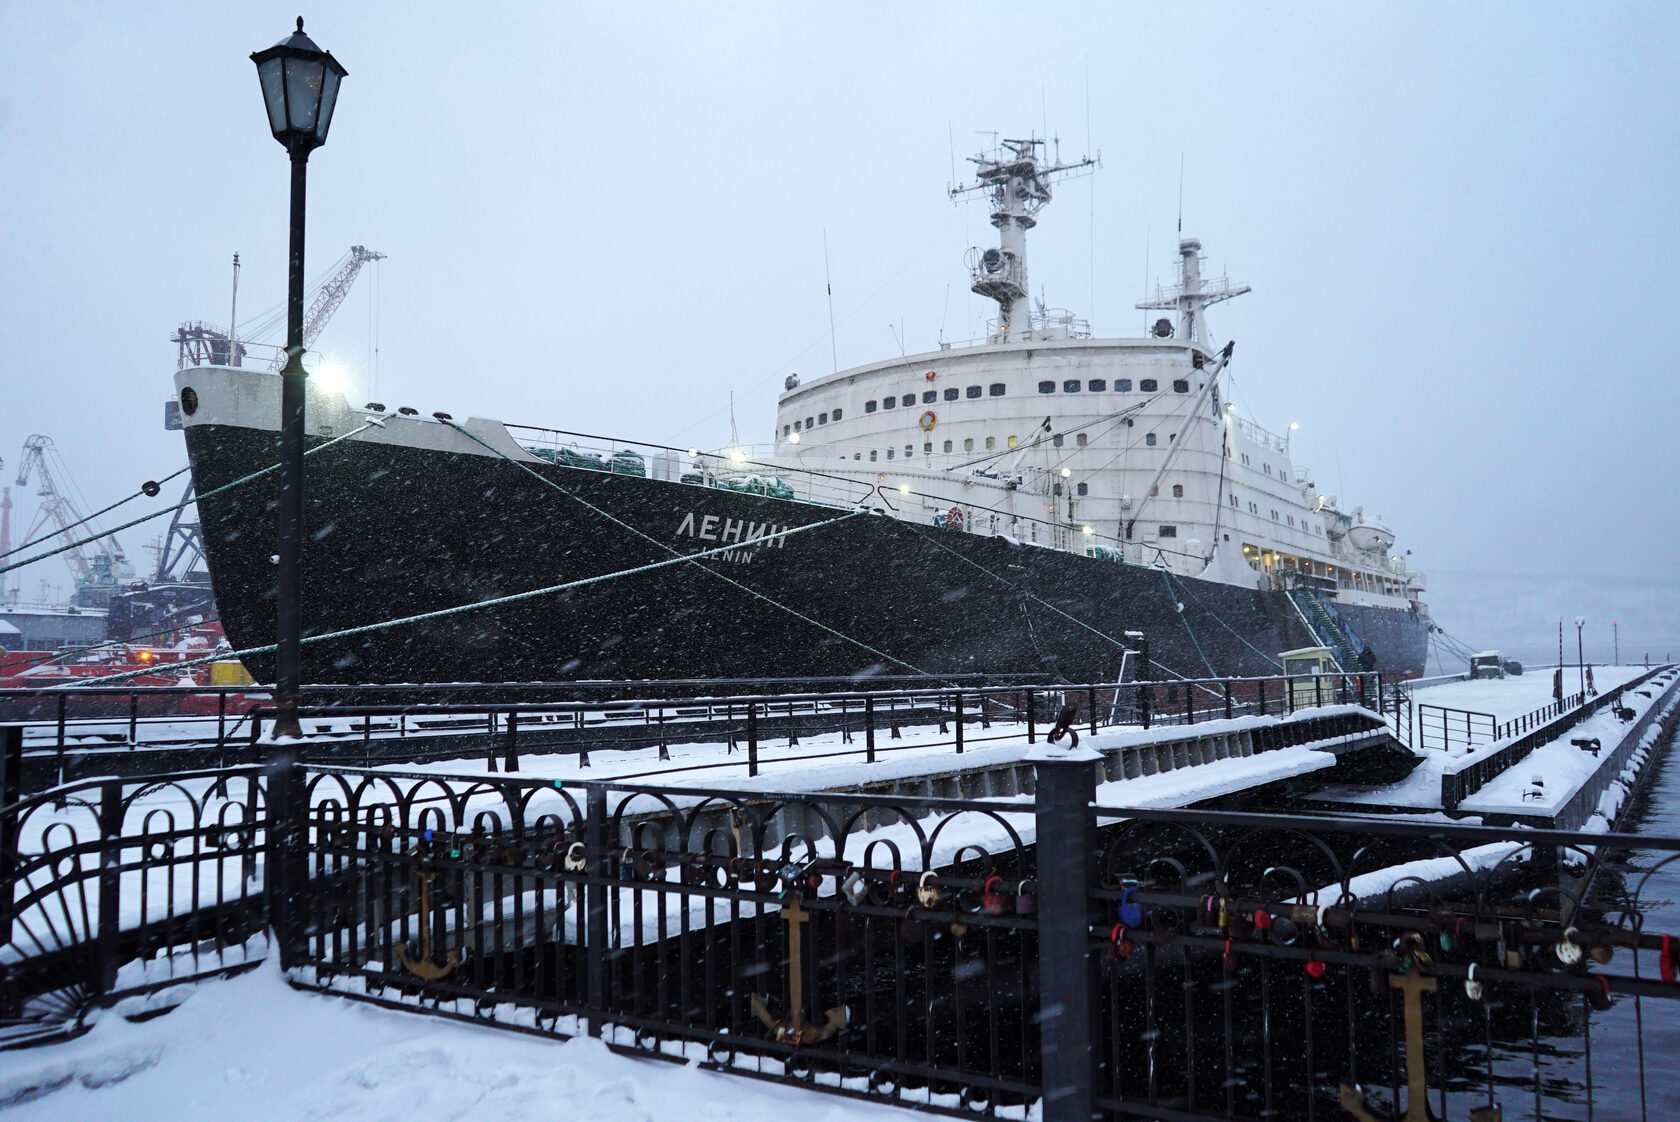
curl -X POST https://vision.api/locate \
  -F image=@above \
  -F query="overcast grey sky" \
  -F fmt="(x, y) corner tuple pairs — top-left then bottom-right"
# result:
(2, 2), (1676, 664)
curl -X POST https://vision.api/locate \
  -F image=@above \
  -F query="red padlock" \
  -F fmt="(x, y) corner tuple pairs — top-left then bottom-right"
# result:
(1253, 909), (1274, 932)
(1304, 957), (1326, 979)
(981, 876), (1006, 917)
(1661, 935), (1677, 985)
(1109, 923), (1134, 960)
(1223, 937), (1236, 970)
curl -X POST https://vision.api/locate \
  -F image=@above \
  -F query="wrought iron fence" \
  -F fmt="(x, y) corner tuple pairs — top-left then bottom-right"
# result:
(6, 690), (1680, 1120)
(0, 725), (268, 1047)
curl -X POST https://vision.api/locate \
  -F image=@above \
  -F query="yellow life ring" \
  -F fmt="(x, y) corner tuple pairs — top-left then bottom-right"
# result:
(924, 370), (938, 383)
(919, 410), (937, 431)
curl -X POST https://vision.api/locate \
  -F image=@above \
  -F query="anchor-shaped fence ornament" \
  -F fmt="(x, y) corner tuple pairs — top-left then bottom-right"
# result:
(1340, 964), (1501, 1122)
(750, 895), (848, 1045)
(397, 868), (461, 981)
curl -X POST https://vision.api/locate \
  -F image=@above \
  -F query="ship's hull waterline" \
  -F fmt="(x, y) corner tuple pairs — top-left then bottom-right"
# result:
(184, 422), (1429, 686)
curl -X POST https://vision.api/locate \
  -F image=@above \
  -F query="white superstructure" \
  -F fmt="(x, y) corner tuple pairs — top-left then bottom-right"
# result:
(755, 138), (1425, 615)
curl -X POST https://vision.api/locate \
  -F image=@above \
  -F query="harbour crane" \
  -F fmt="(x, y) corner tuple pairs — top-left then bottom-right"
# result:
(15, 436), (133, 607)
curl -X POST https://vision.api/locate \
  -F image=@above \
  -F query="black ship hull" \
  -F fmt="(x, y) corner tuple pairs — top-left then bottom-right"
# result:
(184, 423), (1429, 685)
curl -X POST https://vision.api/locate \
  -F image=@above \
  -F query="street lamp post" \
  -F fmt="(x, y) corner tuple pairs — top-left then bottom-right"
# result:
(251, 19), (347, 740)
(1575, 616), (1586, 698)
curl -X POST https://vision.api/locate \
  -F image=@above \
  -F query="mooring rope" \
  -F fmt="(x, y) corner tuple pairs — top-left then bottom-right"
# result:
(0, 422), (378, 578)
(1, 464), (192, 560)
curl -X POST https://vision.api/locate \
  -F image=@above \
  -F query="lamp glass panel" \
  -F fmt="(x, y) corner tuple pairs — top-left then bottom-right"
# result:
(314, 66), (342, 142)
(256, 57), (288, 136)
(284, 55), (325, 133)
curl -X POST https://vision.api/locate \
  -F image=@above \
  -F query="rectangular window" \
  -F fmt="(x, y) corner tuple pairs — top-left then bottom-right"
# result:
(967, 385), (982, 399)
(988, 383), (1006, 396)
(870, 450), (878, 461)
(922, 390), (937, 404)
(1141, 379), (1158, 392)
(1288, 515), (1295, 527)
(1063, 379), (1081, 393)
(1117, 379), (1133, 391)
(964, 437), (974, 451)
(1076, 433), (1087, 446)
(903, 394), (918, 407)
(923, 442), (932, 453)
(1264, 463), (1272, 475)
(942, 439), (952, 452)
(943, 387), (959, 401)
(887, 449), (895, 460)
(882, 396), (896, 410)
(832, 407), (842, 421)
(818, 412), (828, 425)
(1229, 494), (1238, 507)
(864, 400), (877, 413)
(1007, 435), (1019, 449)
(1159, 525), (1178, 538)
(986, 436), (996, 451)
(1146, 433), (1158, 446)
(904, 444), (912, 455)
(1038, 380), (1055, 394)
(1053, 434), (1065, 447)
(1173, 379), (1189, 393)
(783, 424), (791, 436)
(1088, 378), (1107, 392)
(1076, 482), (1089, 496)
(793, 420), (802, 432)
(806, 417), (814, 429)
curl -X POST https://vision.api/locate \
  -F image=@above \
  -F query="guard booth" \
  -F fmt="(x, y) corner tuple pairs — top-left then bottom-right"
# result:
(1469, 651), (1504, 680)
(1280, 646), (1336, 710)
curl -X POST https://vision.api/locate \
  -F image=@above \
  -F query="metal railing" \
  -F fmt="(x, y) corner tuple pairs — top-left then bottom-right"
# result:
(8, 724), (1680, 1118)
(1, 671), (1391, 795)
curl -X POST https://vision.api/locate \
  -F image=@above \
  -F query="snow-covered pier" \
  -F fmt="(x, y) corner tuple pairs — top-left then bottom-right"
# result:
(1315, 664), (1680, 828)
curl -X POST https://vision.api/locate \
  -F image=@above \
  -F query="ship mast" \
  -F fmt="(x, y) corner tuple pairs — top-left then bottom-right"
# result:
(951, 137), (1096, 343)
(1137, 237), (1250, 348)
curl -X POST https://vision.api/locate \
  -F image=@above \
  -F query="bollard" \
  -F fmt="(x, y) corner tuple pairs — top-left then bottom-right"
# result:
(1033, 746), (1100, 1122)
(504, 709), (520, 772)
(747, 702), (759, 777)
(955, 692), (965, 754)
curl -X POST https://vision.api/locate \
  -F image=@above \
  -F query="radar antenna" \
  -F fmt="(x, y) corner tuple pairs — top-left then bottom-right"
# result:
(950, 137), (1097, 343)
(1136, 237), (1250, 348)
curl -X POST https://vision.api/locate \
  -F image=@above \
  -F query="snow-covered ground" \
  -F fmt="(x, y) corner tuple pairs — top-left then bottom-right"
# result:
(1406, 664), (1647, 723)
(0, 962), (911, 1122)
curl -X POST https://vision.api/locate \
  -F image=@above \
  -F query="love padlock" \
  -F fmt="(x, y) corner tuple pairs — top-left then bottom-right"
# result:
(842, 870), (868, 906)
(1222, 937), (1236, 971)
(980, 876), (1006, 917)
(1661, 935), (1677, 984)
(1252, 909), (1274, 932)
(1108, 924), (1134, 960)
(1464, 962), (1484, 1001)
(1556, 927), (1583, 966)
(917, 871), (941, 908)
(1015, 880), (1038, 916)
(1304, 957), (1326, 979)
(1118, 887), (1143, 927)
(562, 841), (586, 872)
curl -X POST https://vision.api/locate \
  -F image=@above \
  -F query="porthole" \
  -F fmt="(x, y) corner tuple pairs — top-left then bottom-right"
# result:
(1038, 380), (1055, 394)
(988, 383), (1006, 396)
(943, 387), (959, 401)
(180, 387), (199, 415)
(966, 385), (982, 399)
(1140, 379), (1158, 392)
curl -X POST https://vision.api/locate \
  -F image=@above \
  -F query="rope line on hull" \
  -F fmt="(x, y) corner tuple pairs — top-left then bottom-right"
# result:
(65, 511), (869, 687)
(439, 420), (934, 678)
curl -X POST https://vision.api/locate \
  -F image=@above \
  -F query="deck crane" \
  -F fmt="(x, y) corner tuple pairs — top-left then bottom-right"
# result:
(172, 245), (386, 370)
(266, 244), (387, 370)
(15, 436), (134, 608)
